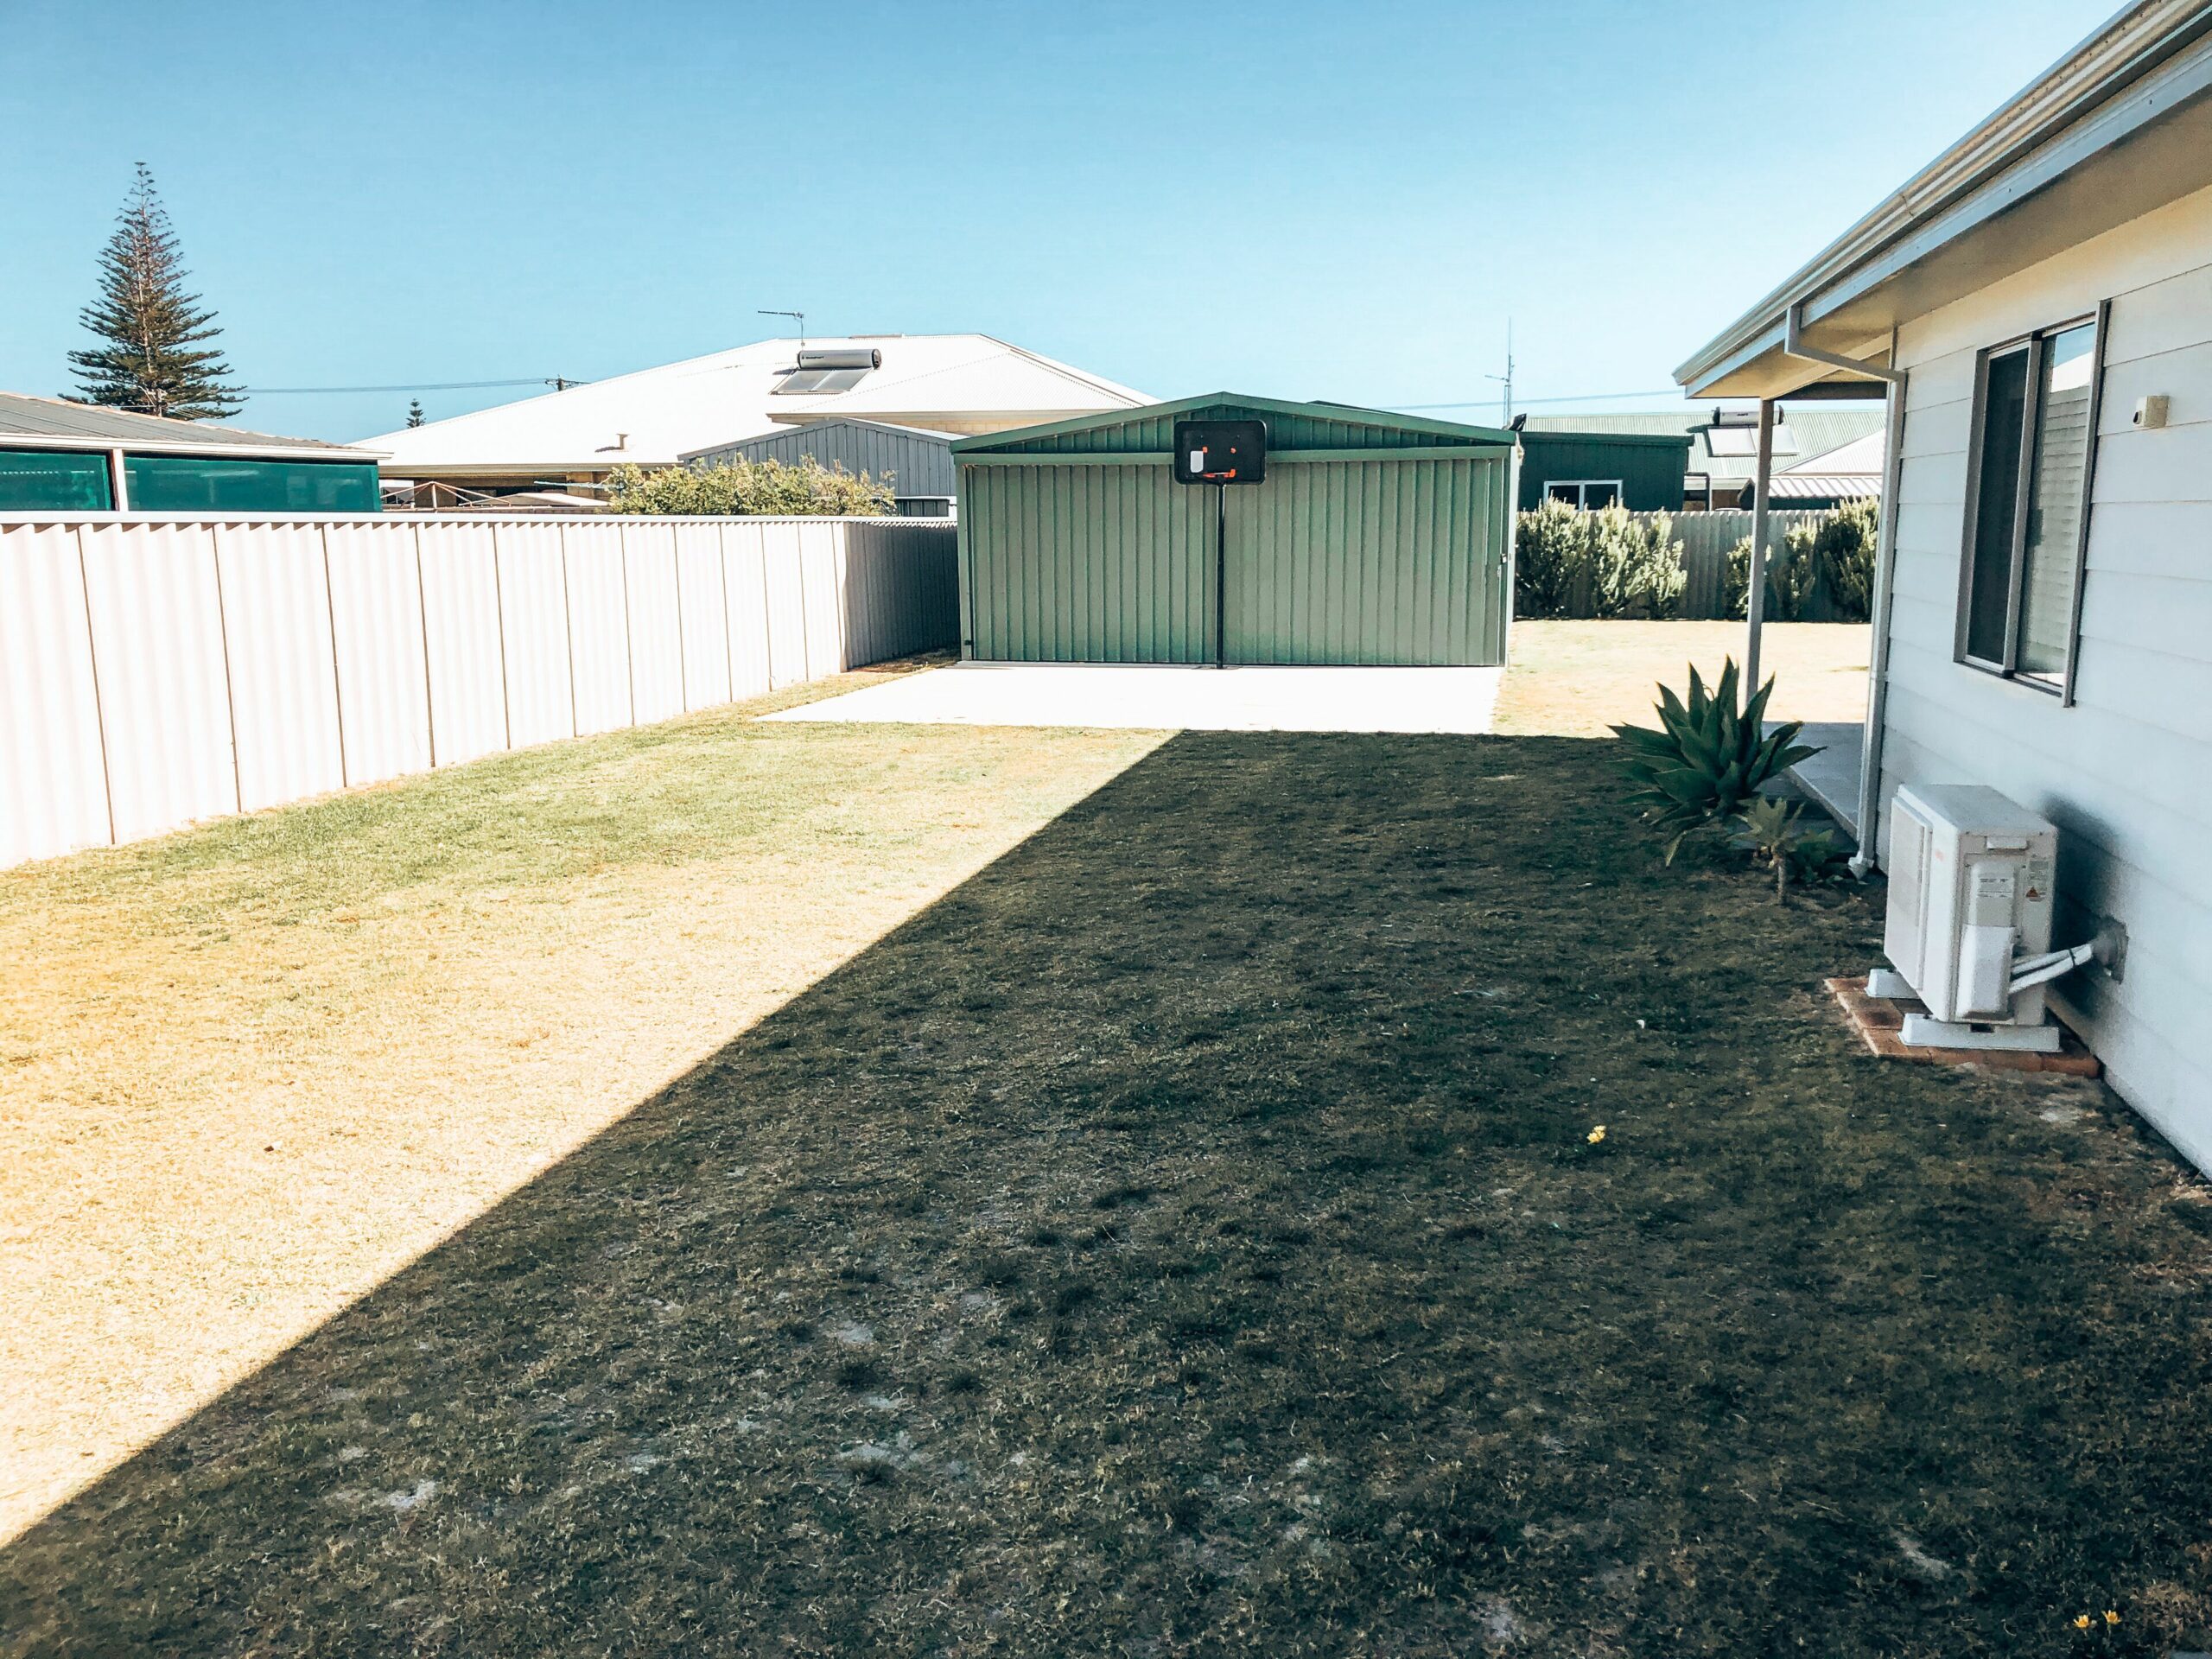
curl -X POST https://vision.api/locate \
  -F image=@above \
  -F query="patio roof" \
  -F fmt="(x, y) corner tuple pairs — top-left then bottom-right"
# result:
(1675, 1), (2212, 398)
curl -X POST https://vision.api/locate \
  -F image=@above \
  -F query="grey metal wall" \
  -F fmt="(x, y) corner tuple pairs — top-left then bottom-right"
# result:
(960, 453), (1512, 665)
(690, 421), (956, 504)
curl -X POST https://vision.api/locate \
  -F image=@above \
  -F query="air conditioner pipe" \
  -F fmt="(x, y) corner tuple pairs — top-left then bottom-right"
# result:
(2008, 941), (2097, 995)
(1778, 302), (1908, 879)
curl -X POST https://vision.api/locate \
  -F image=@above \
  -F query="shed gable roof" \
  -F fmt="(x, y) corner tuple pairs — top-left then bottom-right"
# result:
(952, 393), (1516, 457)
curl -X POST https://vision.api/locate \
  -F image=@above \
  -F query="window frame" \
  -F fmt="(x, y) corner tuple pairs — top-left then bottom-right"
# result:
(1543, 478), (1625, 510)
(1953, 301), (2107, 704)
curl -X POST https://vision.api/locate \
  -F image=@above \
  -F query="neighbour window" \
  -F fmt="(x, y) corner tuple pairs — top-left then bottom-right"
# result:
(122, 454), (383, 512)
(1958, 313), (2101, 691)
(0, 448), (113, 511)
(1544, 480), (1622, 509)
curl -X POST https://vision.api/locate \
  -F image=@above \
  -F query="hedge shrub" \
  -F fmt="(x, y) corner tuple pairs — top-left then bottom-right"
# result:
(1514, 501), (1686, 620)
(1722, 498), (1879, 622)
(606, 456), (893, 517)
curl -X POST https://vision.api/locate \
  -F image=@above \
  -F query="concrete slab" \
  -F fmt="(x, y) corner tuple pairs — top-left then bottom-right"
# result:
(764, 661), (1504, 734)
(1785, 721), (1865, 840)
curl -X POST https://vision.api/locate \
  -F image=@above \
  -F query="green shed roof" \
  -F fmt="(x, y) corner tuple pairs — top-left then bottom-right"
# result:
(952, 392), (1517, 458)
(1517, 428), (1695, 452)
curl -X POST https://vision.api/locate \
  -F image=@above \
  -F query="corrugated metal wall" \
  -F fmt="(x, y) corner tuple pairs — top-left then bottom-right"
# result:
(690, 420), (957, 504)
(961, 463), (1214, 662)
(957, 402), (1514, 665)
(1516, 434), (1692, 512)
(0, 513), (957, 869)
(1230, 458), (1508, 664)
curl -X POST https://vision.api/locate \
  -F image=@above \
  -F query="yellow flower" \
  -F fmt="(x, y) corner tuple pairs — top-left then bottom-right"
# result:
(1586, 1125), (1607, 1145)
(2073, 1615), (2092, 1630)
(2104, 1610), (2120, 1626)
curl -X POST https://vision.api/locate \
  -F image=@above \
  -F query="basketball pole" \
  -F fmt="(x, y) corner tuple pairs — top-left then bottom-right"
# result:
(1214, 480), (1227, 670)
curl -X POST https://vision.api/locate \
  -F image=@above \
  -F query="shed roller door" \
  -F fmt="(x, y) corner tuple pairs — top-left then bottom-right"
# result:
(1225, 459), (1505, 665)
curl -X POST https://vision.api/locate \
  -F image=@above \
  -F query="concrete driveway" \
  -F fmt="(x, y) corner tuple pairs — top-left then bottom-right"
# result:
(765, 661), (1503, 734)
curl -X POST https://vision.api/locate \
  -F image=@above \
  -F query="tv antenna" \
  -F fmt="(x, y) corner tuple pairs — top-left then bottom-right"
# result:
(758, 308), (806, 347)
(1484, 319), (1515, 427)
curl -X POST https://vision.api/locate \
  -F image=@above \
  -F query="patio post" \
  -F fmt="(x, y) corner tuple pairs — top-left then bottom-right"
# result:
(1742, 397), (1775, 702)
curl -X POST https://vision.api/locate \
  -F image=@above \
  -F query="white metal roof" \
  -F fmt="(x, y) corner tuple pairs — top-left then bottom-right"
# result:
(365, 334), (1151, 478)
(1779, 428), (1883, 477)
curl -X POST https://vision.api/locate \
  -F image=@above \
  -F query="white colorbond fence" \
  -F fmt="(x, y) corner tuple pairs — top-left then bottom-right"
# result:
(1665, 509), (1834, 620)
(0, 513), (958, 869)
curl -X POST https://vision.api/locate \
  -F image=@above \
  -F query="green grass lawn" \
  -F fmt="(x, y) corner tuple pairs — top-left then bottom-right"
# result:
(4, 727), (2209, 1656)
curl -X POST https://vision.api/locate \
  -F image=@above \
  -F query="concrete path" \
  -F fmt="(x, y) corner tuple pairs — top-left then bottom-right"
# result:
(1777, 720), (1865, 839)
(766, 661), (1505, 734)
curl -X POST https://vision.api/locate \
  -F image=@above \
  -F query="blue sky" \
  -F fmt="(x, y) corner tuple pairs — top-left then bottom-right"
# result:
(0, 0), (2115, 442)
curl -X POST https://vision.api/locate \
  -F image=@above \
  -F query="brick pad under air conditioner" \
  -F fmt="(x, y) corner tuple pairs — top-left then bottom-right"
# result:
(1826, 977), (2101, 1077)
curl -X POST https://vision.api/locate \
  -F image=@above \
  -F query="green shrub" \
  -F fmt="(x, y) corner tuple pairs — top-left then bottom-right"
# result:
(1586, 506), (1688, 619)
(1612, 658), (1820, 861)
(1810, 497), (1880, 621)
(1513, 499), (1581, 619)
(1515, 502), (1686, 620)
(1721, 499), (1881, 621)
(605, 456), (893, 517)
(1723, 533), (1819, 621)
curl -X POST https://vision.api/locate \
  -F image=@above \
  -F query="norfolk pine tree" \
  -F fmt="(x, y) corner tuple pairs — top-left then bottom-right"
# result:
(67, 164), (243, 420)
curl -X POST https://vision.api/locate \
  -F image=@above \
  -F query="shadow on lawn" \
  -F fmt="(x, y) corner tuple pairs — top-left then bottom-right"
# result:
(5, 734), (2209, 1657)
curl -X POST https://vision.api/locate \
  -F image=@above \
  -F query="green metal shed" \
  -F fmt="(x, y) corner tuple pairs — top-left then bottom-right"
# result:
(1516, 429), (1694, 512)
(953, 394), (1518, 666)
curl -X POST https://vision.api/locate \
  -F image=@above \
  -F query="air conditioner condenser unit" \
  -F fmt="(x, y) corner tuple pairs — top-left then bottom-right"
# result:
(1868, 784), (2101, 1052)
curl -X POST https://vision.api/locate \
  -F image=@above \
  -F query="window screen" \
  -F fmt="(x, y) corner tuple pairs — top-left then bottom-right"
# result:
(123, 454), (382, 512)
(1963, 348), (2029, 665)
(0, 448), (113, 511)
(1958, 315), (2100, 690)
(2016, 322), (2096, 678)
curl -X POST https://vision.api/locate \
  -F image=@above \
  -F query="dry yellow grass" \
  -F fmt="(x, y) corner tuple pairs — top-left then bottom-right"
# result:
(1494, 620), (1871, 736)
(0, 662), (1164, 1544)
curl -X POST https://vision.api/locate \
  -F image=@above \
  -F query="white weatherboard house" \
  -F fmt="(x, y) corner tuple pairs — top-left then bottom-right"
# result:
(1677, 0), (2212, 1171)
(367, 334), (1148, 504)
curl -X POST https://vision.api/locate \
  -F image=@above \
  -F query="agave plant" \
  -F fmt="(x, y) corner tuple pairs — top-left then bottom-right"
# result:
(1733, 796), (1840, 904)
(1612, 658), (1820, 862)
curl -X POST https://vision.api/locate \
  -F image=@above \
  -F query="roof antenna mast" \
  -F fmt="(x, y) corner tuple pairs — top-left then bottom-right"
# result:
(1484, 319), (1515, 428)
(759, 308), (806, 349)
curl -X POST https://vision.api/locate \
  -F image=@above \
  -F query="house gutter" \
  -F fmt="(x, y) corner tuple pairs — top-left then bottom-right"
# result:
(1777, 305), (1908, 877)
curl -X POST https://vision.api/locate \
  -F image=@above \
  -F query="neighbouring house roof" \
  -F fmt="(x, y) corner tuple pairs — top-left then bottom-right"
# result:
(1676, 0), (2212, 397)
(1780, 428), (1883, 476)
(0, 391), (378, 460)
(1521, 407), (1885, 488)
(365, 335), (1152, 480)
(1767, 473), (1881, 500)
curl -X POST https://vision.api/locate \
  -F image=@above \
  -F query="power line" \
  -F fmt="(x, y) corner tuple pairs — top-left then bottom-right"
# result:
(239, 377), (585, 395)
(1398, 385), (1690, 411)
